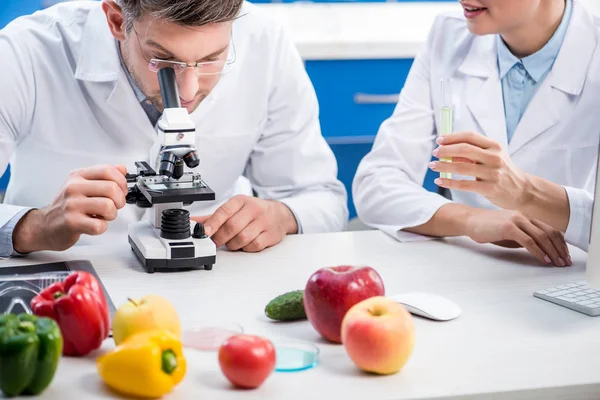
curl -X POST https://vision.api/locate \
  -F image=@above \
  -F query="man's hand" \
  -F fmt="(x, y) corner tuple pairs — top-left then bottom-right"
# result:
(466, 209), (572, 267)
(429, 132), (531, 210)
(192, 195), (298, 253)
(12, 164), (128, 253)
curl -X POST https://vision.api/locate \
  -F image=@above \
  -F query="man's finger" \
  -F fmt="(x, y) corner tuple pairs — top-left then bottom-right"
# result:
(191, 215), (210, 224)
(74, 180), (126, 209)
(80, 218), (109, 236)
(437, 131), (501, 150)
(226, 219), (264, 251)
(81, 197), (119, 221)
(115, 164), (128, 176)
(242, 231), (271, 253)
(64, 212), (108, 236)
(211, 206), (255, 247)
(200, 197), (246, 236)
(78, 165), (128, 194)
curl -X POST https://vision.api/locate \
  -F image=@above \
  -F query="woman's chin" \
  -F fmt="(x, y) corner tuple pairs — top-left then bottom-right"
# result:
(466, 21), (496, 36)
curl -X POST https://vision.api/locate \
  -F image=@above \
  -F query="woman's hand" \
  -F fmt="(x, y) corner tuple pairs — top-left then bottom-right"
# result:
(429, 132), (531, 210)
(403, 202), (571, 266)
(466, 209), (572, 267)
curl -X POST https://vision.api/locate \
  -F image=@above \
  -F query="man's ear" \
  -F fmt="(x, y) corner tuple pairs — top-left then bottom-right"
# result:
(102, 0), (127, 41)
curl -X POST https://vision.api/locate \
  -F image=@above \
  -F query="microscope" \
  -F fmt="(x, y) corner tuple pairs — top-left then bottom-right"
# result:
(126, 67), (217, 274)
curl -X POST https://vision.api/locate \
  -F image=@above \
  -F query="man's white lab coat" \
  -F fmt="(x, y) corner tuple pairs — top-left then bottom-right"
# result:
(0, 1), (348, 251)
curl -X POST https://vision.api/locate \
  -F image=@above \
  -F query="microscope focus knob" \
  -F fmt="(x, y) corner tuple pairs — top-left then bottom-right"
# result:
(161, 209), (190, 239)
(126, 186), (152, 208)
(192, 222), (207, 239)
(126, 187), (139, 204)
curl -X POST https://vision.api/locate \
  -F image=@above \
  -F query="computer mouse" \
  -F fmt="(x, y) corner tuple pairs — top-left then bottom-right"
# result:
(388, 292), (461, 321)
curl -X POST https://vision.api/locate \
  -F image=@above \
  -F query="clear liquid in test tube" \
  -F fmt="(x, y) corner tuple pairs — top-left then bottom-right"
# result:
(440, 79), (453, 179)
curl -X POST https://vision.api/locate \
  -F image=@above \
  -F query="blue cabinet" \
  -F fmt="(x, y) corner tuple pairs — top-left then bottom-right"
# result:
(306, 59), (411, 138)
(305, 59), (438, 219)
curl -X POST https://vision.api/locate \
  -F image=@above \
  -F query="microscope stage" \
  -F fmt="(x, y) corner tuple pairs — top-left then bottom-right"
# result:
(138, 175), (216, 204)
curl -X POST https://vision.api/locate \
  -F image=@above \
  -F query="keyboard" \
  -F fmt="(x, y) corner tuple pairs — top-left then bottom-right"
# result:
(534, 282), (600, 317)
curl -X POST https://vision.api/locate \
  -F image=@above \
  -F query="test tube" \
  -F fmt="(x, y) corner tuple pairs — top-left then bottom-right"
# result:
(440, 78), (453, 179)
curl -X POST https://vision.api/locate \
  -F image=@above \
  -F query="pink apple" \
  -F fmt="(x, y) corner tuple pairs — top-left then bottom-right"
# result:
(304, 265), (385, 343)
(341, 296), (415, 375)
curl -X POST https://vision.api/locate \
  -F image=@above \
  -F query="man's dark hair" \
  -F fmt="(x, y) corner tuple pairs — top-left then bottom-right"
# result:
(117, 0), (244, 30)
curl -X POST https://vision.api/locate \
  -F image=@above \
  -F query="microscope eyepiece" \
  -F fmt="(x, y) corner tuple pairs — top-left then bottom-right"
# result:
(183, 150), (200, 169)
(157, 67), (181, 109)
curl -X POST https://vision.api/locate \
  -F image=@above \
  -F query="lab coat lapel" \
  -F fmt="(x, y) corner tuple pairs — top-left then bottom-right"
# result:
(74, 6), (118, 83)
(104, 73), (159, 141)
(508, 1), (598, 155)
(74, 5), (157, 142)
(458, 35), (509, 151)
(506, 78), (562, 155)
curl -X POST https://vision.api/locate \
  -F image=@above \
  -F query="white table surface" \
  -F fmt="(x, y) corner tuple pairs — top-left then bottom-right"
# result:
(2, 230), (600, 400)
(256, 2), (462, 60)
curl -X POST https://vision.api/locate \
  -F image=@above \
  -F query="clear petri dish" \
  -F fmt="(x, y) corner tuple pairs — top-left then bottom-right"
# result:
(273, 341), (319, 372)
(181, 321), (243, 351)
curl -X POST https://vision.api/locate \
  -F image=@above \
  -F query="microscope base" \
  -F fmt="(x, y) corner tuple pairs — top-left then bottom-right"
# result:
(128, 221), (216, 274)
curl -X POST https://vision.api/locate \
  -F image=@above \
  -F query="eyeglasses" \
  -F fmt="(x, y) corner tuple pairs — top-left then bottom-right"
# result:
(132, 26), (236, 77)
(147, 57), (235, 76)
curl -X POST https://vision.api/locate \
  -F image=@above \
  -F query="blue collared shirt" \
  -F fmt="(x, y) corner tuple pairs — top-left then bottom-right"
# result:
(0, 208), (32, 258)
(497, 0), (572, 143)
(115, 40), (162, 127)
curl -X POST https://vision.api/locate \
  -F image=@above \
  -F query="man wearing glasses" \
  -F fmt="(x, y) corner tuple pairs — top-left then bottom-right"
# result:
(0, 0), (348, 256)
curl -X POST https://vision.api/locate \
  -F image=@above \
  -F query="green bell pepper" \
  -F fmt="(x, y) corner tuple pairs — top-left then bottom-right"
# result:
(0, 313), (63, 397)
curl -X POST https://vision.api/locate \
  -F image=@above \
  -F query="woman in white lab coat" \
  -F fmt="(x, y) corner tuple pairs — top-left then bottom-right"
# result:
(353, 0), (600, 266)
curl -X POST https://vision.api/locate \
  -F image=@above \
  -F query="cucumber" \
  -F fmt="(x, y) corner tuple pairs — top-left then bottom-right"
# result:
(265, 290), (306, 321)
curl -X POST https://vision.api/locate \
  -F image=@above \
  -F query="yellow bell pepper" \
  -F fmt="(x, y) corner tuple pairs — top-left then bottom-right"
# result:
(96, 329), (186, 398)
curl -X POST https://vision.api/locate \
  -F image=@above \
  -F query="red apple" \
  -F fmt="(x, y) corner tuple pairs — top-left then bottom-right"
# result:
(341, 296), (415, 375)
(304, 265), (385, 343)
(218, 334), (276, 389)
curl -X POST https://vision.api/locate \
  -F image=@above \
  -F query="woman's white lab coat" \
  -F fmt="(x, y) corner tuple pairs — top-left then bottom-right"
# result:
(0, 1), (348, 248)
(353, 1), (600, 251)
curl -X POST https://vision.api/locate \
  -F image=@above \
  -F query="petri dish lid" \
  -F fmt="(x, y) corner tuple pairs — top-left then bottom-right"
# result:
(273, 341), (319, 372)
(182, 321), (243, 351)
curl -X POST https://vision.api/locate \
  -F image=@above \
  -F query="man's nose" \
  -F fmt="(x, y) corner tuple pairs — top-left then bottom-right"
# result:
(177, 68), (199, 102)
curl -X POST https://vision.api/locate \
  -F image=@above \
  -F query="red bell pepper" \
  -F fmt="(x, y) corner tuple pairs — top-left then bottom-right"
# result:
(30, 271), (110, 356)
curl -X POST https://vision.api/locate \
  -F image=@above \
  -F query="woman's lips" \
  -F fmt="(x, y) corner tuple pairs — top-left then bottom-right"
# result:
(462, 3), (487, 19)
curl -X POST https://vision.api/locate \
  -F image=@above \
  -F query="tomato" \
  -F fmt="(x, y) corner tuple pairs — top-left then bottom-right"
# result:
(218, 334), (276, 389)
